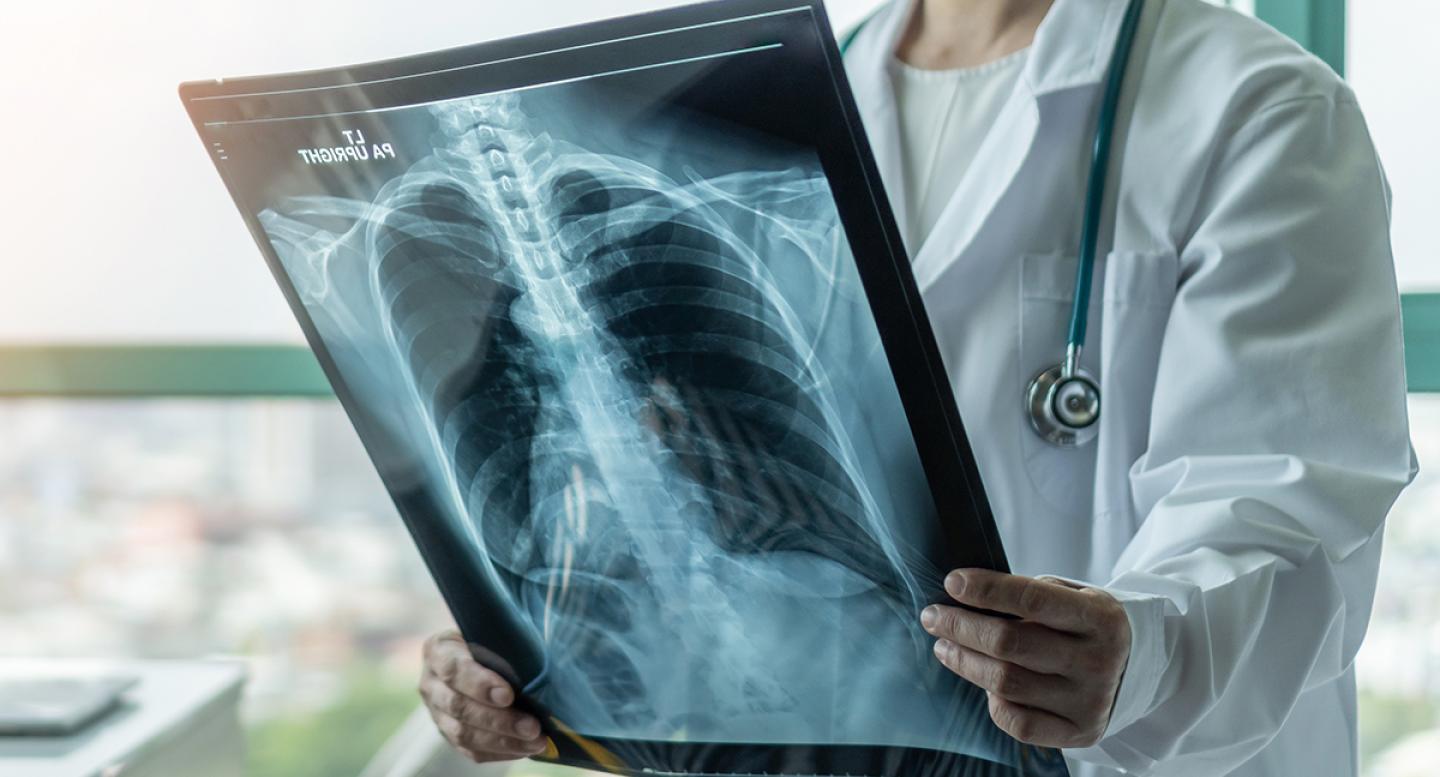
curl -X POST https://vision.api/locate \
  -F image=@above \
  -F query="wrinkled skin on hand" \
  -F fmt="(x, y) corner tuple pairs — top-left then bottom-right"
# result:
(419, 630), (549, 763)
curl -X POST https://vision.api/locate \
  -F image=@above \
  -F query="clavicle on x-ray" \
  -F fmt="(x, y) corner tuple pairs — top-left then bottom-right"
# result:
(182, 2), (1066, 775)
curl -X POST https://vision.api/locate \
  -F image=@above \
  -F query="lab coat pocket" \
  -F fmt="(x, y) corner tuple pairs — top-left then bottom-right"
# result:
(1094, 249), (1179, 532)
(1017, 250), (1177, 516)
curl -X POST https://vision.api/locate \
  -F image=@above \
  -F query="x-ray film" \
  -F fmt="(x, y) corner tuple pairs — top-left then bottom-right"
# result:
(181, 1), (1067, 775)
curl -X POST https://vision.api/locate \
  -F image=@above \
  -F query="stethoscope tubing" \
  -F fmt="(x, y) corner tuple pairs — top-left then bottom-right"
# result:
(839, 0), (1147, 446)
(1068, 0), (1146, 370)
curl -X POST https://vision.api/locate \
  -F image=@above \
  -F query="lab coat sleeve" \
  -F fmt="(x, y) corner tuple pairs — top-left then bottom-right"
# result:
(1066, 94), (1416, 775)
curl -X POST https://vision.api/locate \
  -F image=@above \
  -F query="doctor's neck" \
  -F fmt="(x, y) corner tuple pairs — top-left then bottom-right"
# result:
(896, 0), (1055, 70)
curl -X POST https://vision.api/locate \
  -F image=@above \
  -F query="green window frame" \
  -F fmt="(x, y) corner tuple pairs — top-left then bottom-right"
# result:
(0, 344), (333, 398)
(1256, 0), (1346, 75)
(2, 0), (1431, 398)
(1405, 294), (1440, 393)
(1, 293), (1433, 396)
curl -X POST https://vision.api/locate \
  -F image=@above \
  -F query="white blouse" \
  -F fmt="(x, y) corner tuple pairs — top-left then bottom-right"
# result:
(888, 47), (1029, 250)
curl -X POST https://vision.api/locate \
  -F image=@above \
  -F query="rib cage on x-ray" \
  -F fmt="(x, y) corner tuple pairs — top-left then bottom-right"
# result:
(261, 93), (933, 736)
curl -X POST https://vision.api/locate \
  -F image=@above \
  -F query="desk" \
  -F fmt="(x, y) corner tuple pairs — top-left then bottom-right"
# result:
(0, 659), (246, 777)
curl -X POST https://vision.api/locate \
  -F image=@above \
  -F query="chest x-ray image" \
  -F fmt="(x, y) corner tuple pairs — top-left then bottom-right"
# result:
(182, 2), (1066, 775)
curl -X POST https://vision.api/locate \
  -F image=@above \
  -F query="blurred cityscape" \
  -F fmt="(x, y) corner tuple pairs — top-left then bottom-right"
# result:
(1356, 397), (1440, 777)
(0, 399), (451, 776)
(0, 396), (1436, 776)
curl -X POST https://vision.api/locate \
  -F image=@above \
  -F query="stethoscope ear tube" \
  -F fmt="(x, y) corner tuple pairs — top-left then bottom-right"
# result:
(1028, 0), (1145, 448)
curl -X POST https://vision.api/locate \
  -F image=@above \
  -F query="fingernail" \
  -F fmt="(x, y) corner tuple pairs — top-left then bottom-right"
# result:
(933, 639), (953, 661)
(921, 606), (938, 629)
(945, 571), (967, 597)
(516, 717), (540, 738)
(490, 687), (511, 706)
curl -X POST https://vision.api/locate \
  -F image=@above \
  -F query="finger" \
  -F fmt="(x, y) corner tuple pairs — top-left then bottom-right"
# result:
(423, 630), (463, 665)
(458, 724), (549, 758)
(921, 604), (1078, 674)
(986, 693), (1086, 749)
(945, 569), (1096, 633)
(932, 640), (1077, 720)
(431, 709), (547, 759)
(457, 721), (550, 758)
(420, 672), (542, 739)
(424, 631), (475, 689)
(423, 634), (515, 707)
(1036, 574), (1089, 591)
(451, 659), (516, 707)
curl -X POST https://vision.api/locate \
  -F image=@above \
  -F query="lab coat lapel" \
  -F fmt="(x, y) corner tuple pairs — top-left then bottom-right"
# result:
(910, 87), (1039, 291)
(843, 1), (917, 254)
(909, 0), (1132, 292)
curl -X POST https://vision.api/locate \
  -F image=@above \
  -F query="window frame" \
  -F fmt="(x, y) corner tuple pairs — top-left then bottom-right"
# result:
(1, 292), (1432, 397)
(1404, 294), (1440, 393)
(1256, 0), (1346, 74)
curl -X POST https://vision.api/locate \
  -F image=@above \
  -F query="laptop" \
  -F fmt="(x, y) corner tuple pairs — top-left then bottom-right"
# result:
(0, 675), (137, 736)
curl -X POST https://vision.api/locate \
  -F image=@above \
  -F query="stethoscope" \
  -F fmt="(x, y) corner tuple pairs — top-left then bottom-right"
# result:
(841, 0), (1146, 448)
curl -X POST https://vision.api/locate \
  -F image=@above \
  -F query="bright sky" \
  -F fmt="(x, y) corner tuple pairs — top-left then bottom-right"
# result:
(1348, 0), (1440, 292)
(0, 0), (1431, 343)
(0, 0), (880, 344)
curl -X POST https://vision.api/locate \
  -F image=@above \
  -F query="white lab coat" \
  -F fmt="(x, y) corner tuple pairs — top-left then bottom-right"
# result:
(843, 0), (1417, 775)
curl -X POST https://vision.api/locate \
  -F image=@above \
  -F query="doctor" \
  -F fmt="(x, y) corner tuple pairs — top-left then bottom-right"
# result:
(417, 0), (1415, 774)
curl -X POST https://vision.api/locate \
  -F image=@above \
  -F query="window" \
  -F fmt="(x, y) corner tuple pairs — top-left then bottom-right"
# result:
(1, 2), (1431, 776)
(1348, 4), (1440, 772)
(0, 0), (883, 344)
(1358, 398), (1439, 775)
(1349, 0), (1440, 292)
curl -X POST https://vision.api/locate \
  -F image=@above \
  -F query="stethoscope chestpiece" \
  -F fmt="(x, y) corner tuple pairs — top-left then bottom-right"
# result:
(1026, 364), (1101, 447)
(1016, 0), (1142, 449)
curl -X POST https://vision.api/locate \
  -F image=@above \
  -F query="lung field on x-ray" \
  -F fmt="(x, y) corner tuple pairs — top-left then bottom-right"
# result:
(260, 90), (945, 743)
